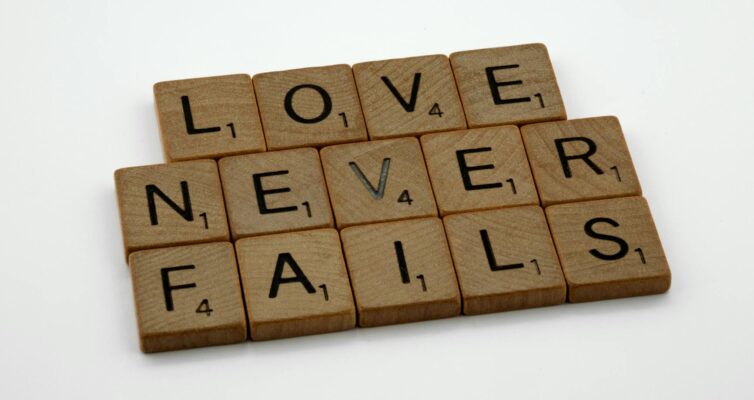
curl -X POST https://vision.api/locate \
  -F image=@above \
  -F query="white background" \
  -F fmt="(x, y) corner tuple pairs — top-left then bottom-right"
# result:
(1, 0), (753, 398)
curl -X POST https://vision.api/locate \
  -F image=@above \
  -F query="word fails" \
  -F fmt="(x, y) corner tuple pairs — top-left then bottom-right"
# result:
(127, 196), (668, 352)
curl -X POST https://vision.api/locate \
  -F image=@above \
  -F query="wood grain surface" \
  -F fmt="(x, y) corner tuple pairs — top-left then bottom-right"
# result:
(320, 137), (437, 228)
(450, 43), (566, 127)
(235, 229), (355, 340)
(521, 116), (642, 206)
(353, 54), (466, 139)
(129, 242), (247, 353)
(421, 125), (539, 216)
(443, 205), (566, 314)
(114, 160), (229, 259)
(545, 196), (671, 302)
(154, 74), (266, 162)
(218, 147), (333, 240)
(253, 64), (367, 150)
(340, 218), (461, 327)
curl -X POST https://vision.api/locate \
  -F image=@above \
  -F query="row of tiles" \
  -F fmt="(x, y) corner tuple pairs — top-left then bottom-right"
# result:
(130, 198), (670, 353)
(116, 116), (642, 258)
(154, 43), (567, 162)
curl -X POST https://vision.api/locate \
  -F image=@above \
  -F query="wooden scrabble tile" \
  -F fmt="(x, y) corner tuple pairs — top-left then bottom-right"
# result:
(521, 116), (642, 207)
(154, 74), (266, 162)
(129, 242), (247, 353)
(353, 55), (466, 139)
(450, 43), (566, 127)
(218, 147), (333, 240)
(340, 218), (461, 327)
(545, 196), (671, 303)
(253, 65), (367, 150)
(421, 125), (539, 216)
(236, 229), (355, 340)
(320, 137), (437, 228)
(443, 206), (566, 315)
(114, 160), (229, 259)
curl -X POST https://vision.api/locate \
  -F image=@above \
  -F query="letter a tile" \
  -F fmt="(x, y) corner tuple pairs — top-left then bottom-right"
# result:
(545, 196), (671, 303)
(320, 137), (438, 228)
(129, 242), (247, 353)
(443, 206), (566, 315)
(521, 116), (641, 206)
(236, 229), (356, 340)
(341, 218), (461, 327)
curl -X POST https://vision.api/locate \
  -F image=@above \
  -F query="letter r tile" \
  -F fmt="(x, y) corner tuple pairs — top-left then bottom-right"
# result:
(320, 137), (437, 228)
(521, 116), (642, 206)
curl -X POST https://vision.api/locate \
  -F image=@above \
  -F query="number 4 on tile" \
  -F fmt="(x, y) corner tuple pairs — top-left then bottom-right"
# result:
(429, 103), (443, 117)
(196, 299), (213, 316)
(397, 190), (413, 205)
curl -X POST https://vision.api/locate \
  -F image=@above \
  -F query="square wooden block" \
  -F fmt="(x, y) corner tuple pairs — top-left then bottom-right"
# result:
(450, 43), (566, 127)
(443, 206), (566, 315)
(421, 125), (539, 216)
(545, 196), (671, 303)
(340, 218), (461, 327)
(353, 54), (466, 139)
(218, 147), (333, 240)
(320, 137), (437, 228)
(115, 160), (229, 259)
(521, 116), (642, 206)
(129, 242), (247, 353)
(154, 74), (266, 162)
(236, 229), (355, 340)
(253, 64), (367, 150)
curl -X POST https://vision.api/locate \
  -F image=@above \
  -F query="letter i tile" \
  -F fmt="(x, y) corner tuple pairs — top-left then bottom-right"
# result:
(340, 218), (461, 327)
